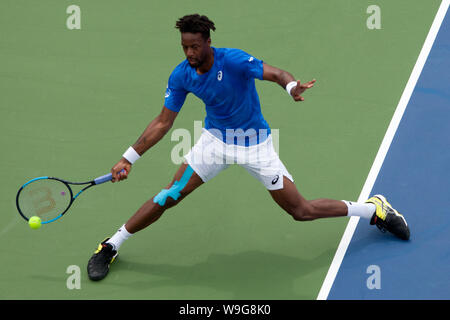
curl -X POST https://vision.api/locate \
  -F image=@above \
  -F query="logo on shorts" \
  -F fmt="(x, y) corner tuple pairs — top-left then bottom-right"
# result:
(271, 175), (279, 185)
(217, 71), (223, 81)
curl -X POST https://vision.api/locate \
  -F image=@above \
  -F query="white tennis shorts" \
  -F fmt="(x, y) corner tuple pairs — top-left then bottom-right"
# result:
(184, 128), (294, 190)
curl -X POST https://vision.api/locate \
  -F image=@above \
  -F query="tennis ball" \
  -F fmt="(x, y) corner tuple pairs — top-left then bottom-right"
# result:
(28, 216), (42, 230)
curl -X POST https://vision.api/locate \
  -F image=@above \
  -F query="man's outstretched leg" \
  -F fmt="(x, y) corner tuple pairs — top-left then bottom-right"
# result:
(269, 176), (410, 239)
(268, 176), (373, 220)
(87, 163), (203, 281)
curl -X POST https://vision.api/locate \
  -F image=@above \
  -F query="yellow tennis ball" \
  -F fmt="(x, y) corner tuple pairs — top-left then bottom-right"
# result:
(28, 216), (42, 230)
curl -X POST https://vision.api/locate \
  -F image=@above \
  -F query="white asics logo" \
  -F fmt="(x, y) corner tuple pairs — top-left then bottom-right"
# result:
(217, 71), (223, 81)
(165, 86), (171, 98)
(248, 57), (254, 62)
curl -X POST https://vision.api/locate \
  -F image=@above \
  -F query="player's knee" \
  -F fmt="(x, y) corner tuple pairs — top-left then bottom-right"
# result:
(154, 165), (195, 209)
(153, 182), (195, 209)
(153, 186), (184, 209)
(292, 212), (308, 222)
(291, 203), (314, 221)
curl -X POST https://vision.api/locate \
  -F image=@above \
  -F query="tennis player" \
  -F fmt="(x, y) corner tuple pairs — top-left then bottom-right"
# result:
(87, 14), (410, 281)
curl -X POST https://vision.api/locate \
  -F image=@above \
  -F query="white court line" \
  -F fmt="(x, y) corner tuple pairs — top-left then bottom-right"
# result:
(317, 0), (450, 300)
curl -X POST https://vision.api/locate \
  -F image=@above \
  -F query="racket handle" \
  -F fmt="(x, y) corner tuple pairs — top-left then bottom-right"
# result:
(94, 169), (126, 185)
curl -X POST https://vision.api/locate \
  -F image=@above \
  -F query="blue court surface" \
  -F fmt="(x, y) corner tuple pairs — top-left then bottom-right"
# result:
(327, 6), (450, 299)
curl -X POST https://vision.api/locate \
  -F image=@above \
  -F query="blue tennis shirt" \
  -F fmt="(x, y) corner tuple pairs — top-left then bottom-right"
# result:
(164, 47), (271, 146)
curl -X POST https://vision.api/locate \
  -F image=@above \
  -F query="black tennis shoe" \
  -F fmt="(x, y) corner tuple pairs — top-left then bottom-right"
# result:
(366, 194), (410, 240)
(87, 238), (118, 281)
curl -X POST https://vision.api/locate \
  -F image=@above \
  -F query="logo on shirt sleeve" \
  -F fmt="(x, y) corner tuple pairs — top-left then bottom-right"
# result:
(248, 56), (254, 62)
(165, 85), (171, 98)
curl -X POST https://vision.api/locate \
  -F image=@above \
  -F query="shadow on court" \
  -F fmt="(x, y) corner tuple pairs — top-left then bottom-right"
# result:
(110, 249), (336, 299)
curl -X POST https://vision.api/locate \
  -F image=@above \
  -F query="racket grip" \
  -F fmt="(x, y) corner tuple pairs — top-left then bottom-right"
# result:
(94, 173), (113, 185)
(94, 169), (126, 185)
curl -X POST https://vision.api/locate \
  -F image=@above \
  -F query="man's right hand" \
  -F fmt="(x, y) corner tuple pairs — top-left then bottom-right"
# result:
(111, 158), (132, 182)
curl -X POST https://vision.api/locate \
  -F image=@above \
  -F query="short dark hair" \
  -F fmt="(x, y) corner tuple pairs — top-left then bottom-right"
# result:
(175, 14), (216, 40)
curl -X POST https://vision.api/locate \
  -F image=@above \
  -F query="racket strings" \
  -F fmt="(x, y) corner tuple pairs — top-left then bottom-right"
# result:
(17, 179), (72, 221)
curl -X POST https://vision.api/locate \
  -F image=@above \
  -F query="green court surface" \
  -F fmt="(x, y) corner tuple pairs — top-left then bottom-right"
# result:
(0, 0), (440, 299)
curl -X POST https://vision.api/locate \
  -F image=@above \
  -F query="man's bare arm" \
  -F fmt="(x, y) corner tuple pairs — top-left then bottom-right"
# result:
(111, 106), (178, 182)
(262, 62), (316, 102)
(132, 106), (178, 155)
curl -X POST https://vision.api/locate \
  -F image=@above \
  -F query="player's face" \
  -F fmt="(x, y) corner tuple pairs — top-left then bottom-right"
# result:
(181, 32), (211, 68)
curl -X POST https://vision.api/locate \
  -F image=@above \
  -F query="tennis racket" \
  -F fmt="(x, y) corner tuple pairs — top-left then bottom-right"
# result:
(16, 170), (125, 225)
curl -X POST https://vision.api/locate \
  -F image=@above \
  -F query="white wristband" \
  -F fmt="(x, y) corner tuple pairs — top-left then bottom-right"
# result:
(122, 146), (141, 164)
(286, 81), (297, 96)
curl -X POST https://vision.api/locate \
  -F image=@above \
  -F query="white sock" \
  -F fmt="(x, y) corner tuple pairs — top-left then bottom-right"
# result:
(342, 200), (376, 220)
(107, 224), (133, 251)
